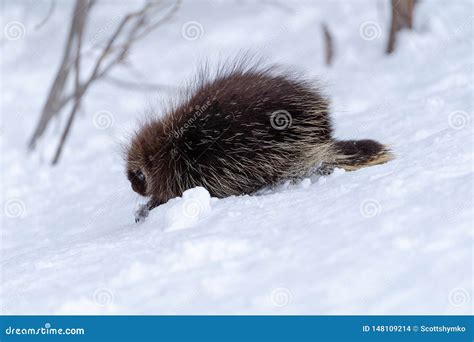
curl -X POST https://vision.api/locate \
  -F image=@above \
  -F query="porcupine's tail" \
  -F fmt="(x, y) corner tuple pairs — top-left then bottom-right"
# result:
(332, 139), (393, 171)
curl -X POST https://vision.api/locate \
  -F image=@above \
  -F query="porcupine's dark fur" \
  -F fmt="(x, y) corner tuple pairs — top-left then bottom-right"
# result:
(126, 57), (393, 222)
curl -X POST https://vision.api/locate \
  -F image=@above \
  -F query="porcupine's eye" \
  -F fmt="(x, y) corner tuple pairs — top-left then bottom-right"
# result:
(128, 169), (147, 196)
(136, 170), (145, 182)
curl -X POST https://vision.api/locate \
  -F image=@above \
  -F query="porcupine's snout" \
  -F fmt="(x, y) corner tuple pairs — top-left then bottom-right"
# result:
(128, 169), (147, 197)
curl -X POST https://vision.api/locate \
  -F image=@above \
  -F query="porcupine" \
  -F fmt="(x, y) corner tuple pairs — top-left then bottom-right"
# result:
(126, 58), (393, 222)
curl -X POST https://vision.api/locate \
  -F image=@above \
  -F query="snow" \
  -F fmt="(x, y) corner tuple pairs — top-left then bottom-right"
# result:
(162, 187), (213, 232)
(1, 0), (472, 315)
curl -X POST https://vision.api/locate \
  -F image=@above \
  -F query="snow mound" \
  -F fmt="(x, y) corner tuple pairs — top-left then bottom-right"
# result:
(161, 187), (212, 231)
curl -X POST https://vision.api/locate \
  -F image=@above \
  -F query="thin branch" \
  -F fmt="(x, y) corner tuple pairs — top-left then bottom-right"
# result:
(386, 0), (416, 54)
(29, 0), (182, 164)
(130, 0), (182, 42)
(81, 2), (166, 90)
(34, 0), (56, 30)
(51, 0), (88, 165)
(86, 0), (181, 58)
(322, 23), (334, 66)
(28, 0), (91, 150)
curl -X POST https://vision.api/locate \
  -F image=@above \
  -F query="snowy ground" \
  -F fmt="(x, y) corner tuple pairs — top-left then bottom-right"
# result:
(1, 0), (472, 314)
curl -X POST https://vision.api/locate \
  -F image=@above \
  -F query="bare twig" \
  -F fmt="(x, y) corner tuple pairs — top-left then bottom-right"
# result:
(51, 0), (88, 165)
(85, 1), (181, 61)
(28, 0), (90, 150)
(322, 23), (334, 66)
(386, 0), (416, 54)
(34, 0), (56, 30)
(130, 0), (181, 42)
(29, 0), (182, 165)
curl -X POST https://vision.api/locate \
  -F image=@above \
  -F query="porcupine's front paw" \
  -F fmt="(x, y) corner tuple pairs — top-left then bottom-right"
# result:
(134, 204), (150, 223)
(134, 197), (162, 223)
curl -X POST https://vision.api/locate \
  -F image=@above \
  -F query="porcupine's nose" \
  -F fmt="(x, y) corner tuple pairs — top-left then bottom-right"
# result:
(131, 181), (146, 196)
